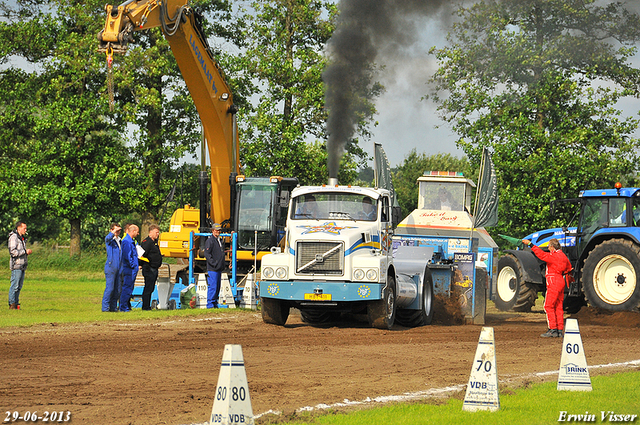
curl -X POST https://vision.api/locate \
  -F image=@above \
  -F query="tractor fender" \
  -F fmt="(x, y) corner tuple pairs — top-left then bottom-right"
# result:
(580, 230), (640, 264)
(503, 249), (544, 285)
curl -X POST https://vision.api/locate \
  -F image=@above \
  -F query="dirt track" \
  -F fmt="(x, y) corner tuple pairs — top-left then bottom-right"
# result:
(1, 305), (639, 425)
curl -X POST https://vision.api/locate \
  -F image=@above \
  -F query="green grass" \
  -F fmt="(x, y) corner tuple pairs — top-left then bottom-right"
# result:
(281, 372), (640, 425)
(0, 247), (249, 328)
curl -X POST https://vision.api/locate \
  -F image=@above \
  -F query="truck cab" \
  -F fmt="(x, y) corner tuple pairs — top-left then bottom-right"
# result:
(259, 182), (439, 329)
(259, 185), (402, 328)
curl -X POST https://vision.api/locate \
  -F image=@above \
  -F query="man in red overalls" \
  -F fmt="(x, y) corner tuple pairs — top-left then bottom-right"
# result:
(522, 238), (573, 338)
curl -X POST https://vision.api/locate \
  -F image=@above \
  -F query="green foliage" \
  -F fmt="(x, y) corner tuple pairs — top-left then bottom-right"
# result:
(0, 0), (133, 254)
(393, 150), (472, 216)
(225, 0), (366, 185)
(429, 0), (640, 237)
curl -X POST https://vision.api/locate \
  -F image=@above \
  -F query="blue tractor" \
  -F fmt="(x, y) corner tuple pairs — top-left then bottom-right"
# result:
(495, 183), (640, 313)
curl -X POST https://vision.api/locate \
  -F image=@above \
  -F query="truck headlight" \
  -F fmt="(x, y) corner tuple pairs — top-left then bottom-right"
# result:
(366, 269), (378, 281)
(354, 269), (365, 280)
(263, 267), (274, 279)
(275, 267), (288, 279)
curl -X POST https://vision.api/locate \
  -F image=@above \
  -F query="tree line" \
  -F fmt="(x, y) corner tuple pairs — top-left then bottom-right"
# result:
(1, 0), (639, 255)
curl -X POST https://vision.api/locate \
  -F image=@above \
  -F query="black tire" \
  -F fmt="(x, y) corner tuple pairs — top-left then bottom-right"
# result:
(582, 239), (640, 311)
(513, 282), (538, 312)
(168, 299), (177, 310)
(176, 271), (188, 286)
(495, 255), (523, 311)
(300, 309), (339, 324)
(563, 294), (586, 314)
(261, 297), (290, 325)
(151, 300), (158, 310)
(396, 268), (434, 327)
(367, 274), (397, 329)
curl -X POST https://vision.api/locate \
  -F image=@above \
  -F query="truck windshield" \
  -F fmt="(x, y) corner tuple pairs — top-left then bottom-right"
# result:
(291, 192), (378, 221)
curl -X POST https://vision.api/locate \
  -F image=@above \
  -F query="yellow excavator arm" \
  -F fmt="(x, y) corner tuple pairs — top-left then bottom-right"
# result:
(98, 0), (240, 228)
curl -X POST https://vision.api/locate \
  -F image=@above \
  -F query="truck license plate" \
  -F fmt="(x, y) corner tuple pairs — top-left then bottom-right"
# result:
(304, 293), (332, 301)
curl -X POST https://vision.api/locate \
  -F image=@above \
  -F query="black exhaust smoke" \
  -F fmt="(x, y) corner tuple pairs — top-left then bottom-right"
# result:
(323, 0), (452, 179)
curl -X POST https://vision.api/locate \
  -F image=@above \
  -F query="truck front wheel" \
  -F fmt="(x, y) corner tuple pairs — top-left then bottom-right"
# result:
(582, 239), (640, 311)
(261, 298), (290, 326)
(368, 275), (397, 329)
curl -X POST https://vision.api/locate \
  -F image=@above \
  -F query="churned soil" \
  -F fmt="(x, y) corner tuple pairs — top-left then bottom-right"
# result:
(1, 303), (639, 425)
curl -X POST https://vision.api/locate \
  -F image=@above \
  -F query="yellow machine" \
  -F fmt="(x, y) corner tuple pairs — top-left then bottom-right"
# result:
(98, 1), (298, 276)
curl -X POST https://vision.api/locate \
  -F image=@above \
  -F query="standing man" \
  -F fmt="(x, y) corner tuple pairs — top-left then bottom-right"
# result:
(8, 221), (32, 309)
(103, 222), (123, 312)
(522, 238), (573, 338)
(204, 223), (225, 309)
(120, 224), (140, 312)
(140, 224), (162, 310)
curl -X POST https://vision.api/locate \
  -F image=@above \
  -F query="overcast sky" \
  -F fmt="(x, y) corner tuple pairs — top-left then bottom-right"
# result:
(362, 15), (459, 168)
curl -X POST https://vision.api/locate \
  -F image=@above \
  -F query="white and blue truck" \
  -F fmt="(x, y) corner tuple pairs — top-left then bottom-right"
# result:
(258, 172), (497, 329)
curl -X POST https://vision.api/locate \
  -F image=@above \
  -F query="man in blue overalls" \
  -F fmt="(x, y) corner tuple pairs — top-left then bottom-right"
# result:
(102, 223), (123, 312)
(120, 224), (140, 312)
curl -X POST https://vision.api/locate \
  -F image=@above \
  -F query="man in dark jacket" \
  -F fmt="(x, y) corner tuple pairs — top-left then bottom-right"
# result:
(8, 221), (32, 309)
(140, 224), (162, 310)
(102, 222), (123, 312)
(204, 223), (225, 308)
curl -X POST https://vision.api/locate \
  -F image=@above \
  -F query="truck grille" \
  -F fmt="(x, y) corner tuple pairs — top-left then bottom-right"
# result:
(296, 241), (344, 275)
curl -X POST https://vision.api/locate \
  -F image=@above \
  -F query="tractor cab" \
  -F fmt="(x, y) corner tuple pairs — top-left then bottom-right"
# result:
(417, 171), (475, 212)
(549, 186), (640, 261)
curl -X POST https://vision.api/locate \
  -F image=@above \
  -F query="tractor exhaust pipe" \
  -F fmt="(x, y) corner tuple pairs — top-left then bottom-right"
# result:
(328, 177), (338, 186)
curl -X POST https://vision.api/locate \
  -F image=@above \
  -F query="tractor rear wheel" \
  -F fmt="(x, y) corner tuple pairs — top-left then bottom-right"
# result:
(367, 274), (397, 329)
(261, 298), (290, 325)
(582, 239), (640, 311)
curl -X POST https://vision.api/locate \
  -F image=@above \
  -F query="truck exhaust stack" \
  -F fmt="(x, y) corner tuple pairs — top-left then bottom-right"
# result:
(328, 178), (338, 186)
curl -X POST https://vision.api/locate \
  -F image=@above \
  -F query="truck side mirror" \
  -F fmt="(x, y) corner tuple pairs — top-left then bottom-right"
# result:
(392, 206), (402, 227)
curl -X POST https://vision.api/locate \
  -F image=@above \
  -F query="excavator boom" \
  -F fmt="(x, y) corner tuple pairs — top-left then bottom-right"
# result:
(98, 0), (239, 229)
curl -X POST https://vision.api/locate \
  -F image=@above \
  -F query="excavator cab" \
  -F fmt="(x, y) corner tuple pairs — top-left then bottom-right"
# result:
(232, 176), (298, 273)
